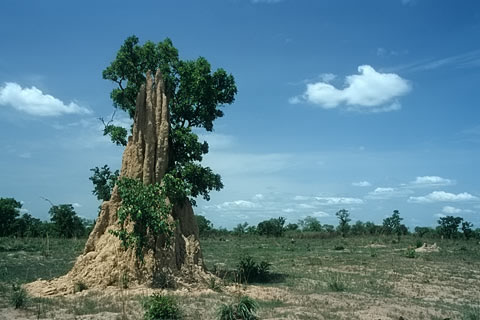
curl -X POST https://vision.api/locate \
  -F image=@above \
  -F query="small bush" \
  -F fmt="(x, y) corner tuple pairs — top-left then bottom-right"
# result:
(404, 247), (416, 259)
(74, 281), (88, 293)
(462, 305), (480, 320)
(415, 240), (423, 248)
(236, 255), (271, 283)
(326, 273), (346, 292)
(143, 294), (181, 320)
(218, 296), (258, 320)
(11, 284), (28, 309)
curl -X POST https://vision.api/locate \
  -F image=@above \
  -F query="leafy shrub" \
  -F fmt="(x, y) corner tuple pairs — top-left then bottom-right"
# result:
(415, 240), (423, 248)
(257, 217), (285, 237)
(462, 305), (480, 320)
(143, 294), (181, 320)
(404, 247), (416, 259)
(10, 284), (27, 309)
(236, 255), (271, 283)
(218, 296), (258, 320)
(326, 273), (346, 292)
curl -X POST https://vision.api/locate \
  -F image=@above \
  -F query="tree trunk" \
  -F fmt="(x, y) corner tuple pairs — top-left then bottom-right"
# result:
(26, 70), (207, 296)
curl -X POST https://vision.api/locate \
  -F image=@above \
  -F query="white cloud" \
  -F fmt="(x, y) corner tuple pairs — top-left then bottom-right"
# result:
(409, 191), (478, 203)
(212, 200), (259, 210)
(366, 187), (413, 200)
(434, 213), (446, 218)
(293, 195), (310, 201)
(252, 194), (264, 201)
(289, 65), (410, 112)
(299, 203), (315, 209)
(312, 211), (330, 218)
(442, 206), (462, 214)
(314, 196), (364, 205)
(0, 82), (91, 116)
(411, 176), (453, 187)
(352, 181), (371, 187)
(282, 208), (295, 213)
(72, 202), (82, 208)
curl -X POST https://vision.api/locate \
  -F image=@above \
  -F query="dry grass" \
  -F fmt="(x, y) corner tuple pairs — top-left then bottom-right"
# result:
(0, 235), (479, 319)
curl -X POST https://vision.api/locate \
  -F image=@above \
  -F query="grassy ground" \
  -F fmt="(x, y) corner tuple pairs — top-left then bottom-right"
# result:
(0, 235), (479, 319)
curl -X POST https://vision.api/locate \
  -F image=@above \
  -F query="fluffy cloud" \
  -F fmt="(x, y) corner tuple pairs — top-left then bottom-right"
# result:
(0, 82), (91, 116)
(366, 187), (413, 200)
(314, 197), (364, 205)
(411, 176), (453, 187)
(289, 65), (410, 112)
(409, 191), (477, 203)
(312, 211), (330, 217)
(214, 200), (259, 209)
(352, 181), (371, 187)
(442, 206), (462, 214)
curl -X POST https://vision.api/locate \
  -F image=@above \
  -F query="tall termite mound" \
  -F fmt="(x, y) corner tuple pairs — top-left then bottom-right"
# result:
(26, 70), (207, 296)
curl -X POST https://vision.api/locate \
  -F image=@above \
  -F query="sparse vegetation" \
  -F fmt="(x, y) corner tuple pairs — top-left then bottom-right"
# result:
(10, 283), (27, 309)
(218, 296), (258, 320)
(143, 294), (181, 320)
(236, 255), (272, 283)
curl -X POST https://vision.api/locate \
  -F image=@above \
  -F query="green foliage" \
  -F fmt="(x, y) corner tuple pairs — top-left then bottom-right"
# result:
(438, 216), (464, 239)
(257, 217), (286, 237)
(383, 210), (407, 239)
(111, 177), (174, 262)
(299, 216), (322, 232)
(462, 305), (480, 320)
(335, 209), (351, 237)
(10, 283), (27, 309)
(49, 204), (85, 238)
(218, 296), (258, 320)
(102, 36), (236, 207)
(89, 165), (119, 201)
(236, 255), (271, 283)
(143, 294), (181, 320)
(0, 198), (21, 237)
(103, 124), (128, 146)
(462, 221), (474, 240)
(195, 215), (213, 237)
(326, 273), (347, 292)
(404, 246), (416, 259)
(233, 222), (249, 236)
(285, 223), (299, 231)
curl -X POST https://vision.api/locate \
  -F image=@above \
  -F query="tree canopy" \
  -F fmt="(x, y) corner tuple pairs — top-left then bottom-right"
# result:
(101, 35), (237, 206)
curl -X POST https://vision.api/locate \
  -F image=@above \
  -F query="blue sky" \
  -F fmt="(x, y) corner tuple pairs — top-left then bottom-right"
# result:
(1, 0), (479, 229)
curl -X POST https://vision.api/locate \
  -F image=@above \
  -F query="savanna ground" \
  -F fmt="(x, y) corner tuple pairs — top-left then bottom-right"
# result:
(0, 235), (479, 319)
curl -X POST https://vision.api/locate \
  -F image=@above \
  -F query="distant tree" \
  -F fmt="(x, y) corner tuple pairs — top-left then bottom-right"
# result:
(13, 213), (43, 237)
(365, 221), (381, 235)
(49, 204), (85, 238)
(195, 215), (213, 237)
(299, 216), (322, 232)
(461, 221), (474, 240)
(414, 226), (433, 238)
(233, 222), (249, 236)
(323, 224), (335, 233)
(257, 217), (286, 237)
(89, 165), (120, 202)
(351, 221), (366, 236)
(0, 198), (21, 236)
(335, 209), (351, 237)
(383, 210), (406, 240)
(285, 223), (299, 232)
(437, 216), (463, 239)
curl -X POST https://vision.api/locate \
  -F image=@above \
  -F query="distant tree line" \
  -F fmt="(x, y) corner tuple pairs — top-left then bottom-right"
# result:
(0, 197), (93, 238)
(196, 209), (480, 241)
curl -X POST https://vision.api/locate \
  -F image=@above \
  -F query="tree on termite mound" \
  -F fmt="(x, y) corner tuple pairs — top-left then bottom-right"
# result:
(101, 36), (237, 263)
